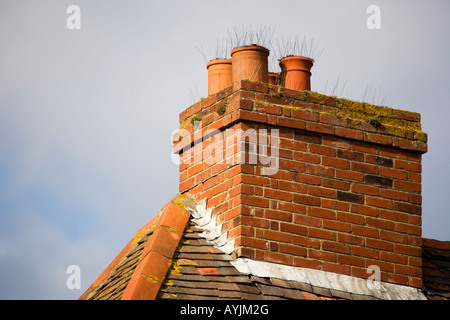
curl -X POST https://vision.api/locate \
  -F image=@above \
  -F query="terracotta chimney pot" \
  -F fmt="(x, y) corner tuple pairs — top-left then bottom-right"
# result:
(231, 45), (269, 84)
(206, 59), (232, 95)
(279, 56), (314, 91)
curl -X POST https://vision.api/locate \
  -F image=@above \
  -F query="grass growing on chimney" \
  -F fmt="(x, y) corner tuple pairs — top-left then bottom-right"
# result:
(216, 101), (229, 115)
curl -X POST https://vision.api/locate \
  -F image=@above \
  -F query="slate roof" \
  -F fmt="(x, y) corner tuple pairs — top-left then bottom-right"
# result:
(422, 238), (450, 300)
(79, 194), (450, 301)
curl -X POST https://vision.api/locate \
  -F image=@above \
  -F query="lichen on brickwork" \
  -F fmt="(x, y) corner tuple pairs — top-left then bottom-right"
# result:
(334, 96), (424, 139)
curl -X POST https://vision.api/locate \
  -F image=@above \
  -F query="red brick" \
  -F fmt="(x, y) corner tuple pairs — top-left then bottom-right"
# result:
(366, 217), (394, 230)
(321, 199), (349, 211)
(379, 189), (409, 201)
(351, 266), (370, 279)
(278, 180), (307, 194)
(394, 180), (421, 192)
(393, 202), (421, 215)
(308, 227), (336, 240)
(394, 265), (421, 277)
(380, 167), (408, 180)
(393, 223), (421, 235)
(380, 230), (408, 244)
(264, 230), (292, 243)
(279, 243), (308, 257)
(293, 215), (322, 228)
(241, 195), (269, 208)
(308, 186), (336, 199)
(408, 172), (421, 182)
(394, 159), (421, 172)
(394, 244), (421, 256)
(408, 215), (421, 226)
(306, 164), (335, 177)
(294, 194), (321, 206)
(293, 151), (321, 163)
(309, 144), (336, 156)
(278, 117), (306, 130)
(385, 273), (409, 286)
(350, 204), (378, 217)
(264, 209), (292, 222)
(322, 156), (350, 169)
(236, 216), (269, 229)
(351, 225), (379, 238)
(352, 142), (379, 154)
(364, 132), (393, 146)
(351, 183), (378, 196)
(310, 249), (336, 262)
(351, 246), (379, 259)
(294, 173), (322, 185)
(322, 178), (350, 191)
(337, 254), (365, 267)
(293, 257), (322, 269)
(323, 241), (351, 255)
(323, 220), (351, 232)
(278, 202), (306, 214)
(351, 162), (379, 174)
(264, 188), (292, 201)
(319, 113), (347, 127)
(308, 207), (336, 219)
(379, 209), (408, 222)
(336, 149), (364, 161)
(365, 259), (394, 273)
(323, 262), (350, 275)
(380, 251), (408, 264)
(409, 194), (422, 205)
(366, 238), (394, 251)
(366, 196), (393, 209)
(306, 122), (335, 135)
(335, 169), (364, 182)
(292, 109), (319, 122)
(279, 159), (306, 172)
(338, 233), (365, 246)
(295, 131), (322, 144)
(335, 127), (364, 141)
(337, 211), (365, 225)
(323, 136), (351, 149)
(409, 277), (422, 288)
(280, 138), (307, 151)
(265, 251), (292, 265)
(280, 223), (308, 236)
(236, 236), (268, 250)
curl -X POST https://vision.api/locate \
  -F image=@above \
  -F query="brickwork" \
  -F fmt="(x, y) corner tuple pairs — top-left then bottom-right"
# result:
(173, 80), (427, 288)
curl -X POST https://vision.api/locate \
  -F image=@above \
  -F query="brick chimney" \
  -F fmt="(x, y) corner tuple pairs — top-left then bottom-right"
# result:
(173, 45), (427, 290)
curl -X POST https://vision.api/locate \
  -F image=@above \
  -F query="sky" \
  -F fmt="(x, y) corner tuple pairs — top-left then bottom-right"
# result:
(0, 0), (449, 299)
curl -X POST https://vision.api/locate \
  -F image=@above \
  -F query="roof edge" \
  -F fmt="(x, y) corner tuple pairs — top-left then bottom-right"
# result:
(120, 195), (193, 300)
(78, 215), (159, 300)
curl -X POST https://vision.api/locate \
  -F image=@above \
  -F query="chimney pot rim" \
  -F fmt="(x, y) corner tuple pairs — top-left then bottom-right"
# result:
(230, 44), (270, 56)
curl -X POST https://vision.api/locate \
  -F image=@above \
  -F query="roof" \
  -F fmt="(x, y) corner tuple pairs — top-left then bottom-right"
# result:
(422, 238), (450, 300)
(80, 194), (448, 300)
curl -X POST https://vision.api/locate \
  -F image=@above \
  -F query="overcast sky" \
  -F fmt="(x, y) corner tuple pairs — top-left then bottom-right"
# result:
(0, 0), (449, 299)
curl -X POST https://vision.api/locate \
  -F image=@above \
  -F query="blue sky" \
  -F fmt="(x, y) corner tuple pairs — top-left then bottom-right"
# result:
(0, 0), (449, 299)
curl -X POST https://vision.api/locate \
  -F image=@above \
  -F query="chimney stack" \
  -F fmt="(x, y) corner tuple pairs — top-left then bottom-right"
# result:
(177, 40), (427, 291)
